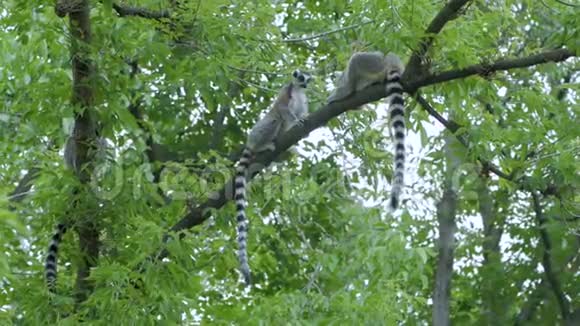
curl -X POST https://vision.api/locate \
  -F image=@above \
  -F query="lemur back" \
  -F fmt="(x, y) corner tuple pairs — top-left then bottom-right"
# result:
(235, 70), (312, 286)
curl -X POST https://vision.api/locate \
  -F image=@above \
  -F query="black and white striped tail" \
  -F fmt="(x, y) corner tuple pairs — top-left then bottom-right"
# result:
(45, 223), (67, 292)
(234, 148), (252, 286)
(385, 56), (405, 210)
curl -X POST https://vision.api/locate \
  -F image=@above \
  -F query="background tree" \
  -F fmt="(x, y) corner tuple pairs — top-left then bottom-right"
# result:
(0, 0), (578, 324)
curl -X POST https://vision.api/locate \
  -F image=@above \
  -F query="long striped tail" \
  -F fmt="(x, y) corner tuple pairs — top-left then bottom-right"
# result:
(234, 148), (252, 286)
(385, 53), (405, 210)
(45, 223), (67, 292)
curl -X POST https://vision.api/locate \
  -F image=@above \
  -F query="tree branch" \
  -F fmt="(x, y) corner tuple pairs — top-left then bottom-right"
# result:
(405, 0), (472, 78)
(408, 48), (576, 91)
(554, 0), (579, 8)
(531, 192), (571, 320)
(125, 60), (156, 163)
(112, 3), (170, 19)
(323, 49), (578, 109)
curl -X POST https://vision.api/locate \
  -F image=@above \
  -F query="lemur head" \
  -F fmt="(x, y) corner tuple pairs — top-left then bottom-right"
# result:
(292, 69), (313, 88)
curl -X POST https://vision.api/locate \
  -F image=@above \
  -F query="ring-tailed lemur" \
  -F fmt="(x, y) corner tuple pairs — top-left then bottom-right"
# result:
(45, 136), (76, 292)
(45, 132), (105, 292)
(45, 223), (67, 292)
(327, 52), (406, 210)
(235, 70), (312, 286)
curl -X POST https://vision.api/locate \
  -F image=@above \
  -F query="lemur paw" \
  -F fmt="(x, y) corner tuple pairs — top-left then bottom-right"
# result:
(296, 118), (306, 128)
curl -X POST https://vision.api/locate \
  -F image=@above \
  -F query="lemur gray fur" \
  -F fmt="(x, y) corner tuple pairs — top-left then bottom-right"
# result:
(235, 69), (312, 286)
(327, 52), (406, 210)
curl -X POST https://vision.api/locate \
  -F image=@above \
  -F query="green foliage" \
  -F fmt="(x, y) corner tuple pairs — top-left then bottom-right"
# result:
(0, 0), (578, 324)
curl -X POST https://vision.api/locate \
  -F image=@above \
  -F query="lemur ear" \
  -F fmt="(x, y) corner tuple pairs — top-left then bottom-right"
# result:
(292, 70), (299, 78)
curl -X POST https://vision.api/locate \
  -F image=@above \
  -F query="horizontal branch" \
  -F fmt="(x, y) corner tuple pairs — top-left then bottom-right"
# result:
(408, 48), (576, 91)
(112, 3), (170, 19)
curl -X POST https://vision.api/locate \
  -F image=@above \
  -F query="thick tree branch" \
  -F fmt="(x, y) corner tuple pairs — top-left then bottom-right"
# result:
(405, 0), (472, 78)
(112, 3), (170, 19)
(408, 48), (575, 91)
(531, 192), (571, 320)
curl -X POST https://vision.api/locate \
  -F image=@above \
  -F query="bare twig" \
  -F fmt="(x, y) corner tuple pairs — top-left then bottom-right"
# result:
(282, 20), (375, 43)
(226, 64), (283, 77)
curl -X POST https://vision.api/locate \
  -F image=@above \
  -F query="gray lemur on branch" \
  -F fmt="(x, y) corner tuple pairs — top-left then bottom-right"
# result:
(327, 51), (406, 210)
(234, 70), (312, 286)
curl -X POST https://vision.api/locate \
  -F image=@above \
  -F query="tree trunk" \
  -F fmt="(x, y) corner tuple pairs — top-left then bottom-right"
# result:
(432, 133), (460, 326)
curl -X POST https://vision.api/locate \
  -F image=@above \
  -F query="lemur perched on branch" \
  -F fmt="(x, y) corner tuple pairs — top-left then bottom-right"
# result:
(234, 70), (312, 286)
(327, 52), (406, 210)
